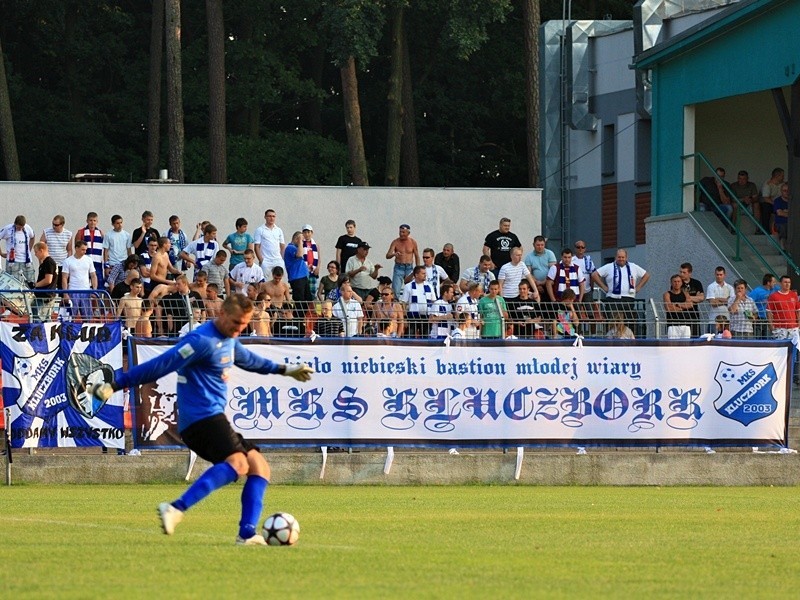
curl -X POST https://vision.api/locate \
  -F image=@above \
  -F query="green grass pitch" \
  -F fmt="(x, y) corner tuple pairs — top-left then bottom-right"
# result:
(1, 485), (799, 598)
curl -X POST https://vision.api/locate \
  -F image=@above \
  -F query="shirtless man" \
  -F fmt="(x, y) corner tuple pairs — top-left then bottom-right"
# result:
(116, 279), (145, 331)
(203, 283), (223, 319)
(385, 224), (420, 299)
(151, 237), (180, 287)
(260, 265), (292, 309)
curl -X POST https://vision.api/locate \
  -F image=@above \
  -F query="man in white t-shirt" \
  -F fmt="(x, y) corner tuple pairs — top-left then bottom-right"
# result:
(706, 266), (735, 333)
(62, 240), (98, 319)
(228, 249), (266, 295)
(253, 209), (286, 275)
(332, 282), (363, 337)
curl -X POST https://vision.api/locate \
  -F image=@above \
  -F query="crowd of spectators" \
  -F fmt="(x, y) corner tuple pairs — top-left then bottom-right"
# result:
(0, 207), (796, 346)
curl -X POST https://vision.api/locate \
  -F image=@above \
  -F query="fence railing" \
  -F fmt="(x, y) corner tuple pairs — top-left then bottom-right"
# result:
(1, 284), (790, 342)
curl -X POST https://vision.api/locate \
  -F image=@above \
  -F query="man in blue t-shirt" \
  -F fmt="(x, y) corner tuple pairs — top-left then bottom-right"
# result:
(91, 294), (312, 545)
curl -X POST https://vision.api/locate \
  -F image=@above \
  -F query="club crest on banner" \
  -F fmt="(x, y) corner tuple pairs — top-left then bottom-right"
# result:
(713, 362), (778, 426)
(66, 354), (117, 419)
(10, 349), (67, 418)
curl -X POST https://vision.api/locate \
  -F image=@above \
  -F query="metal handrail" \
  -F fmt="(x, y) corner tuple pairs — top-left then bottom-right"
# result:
(681, 152), (800, 276)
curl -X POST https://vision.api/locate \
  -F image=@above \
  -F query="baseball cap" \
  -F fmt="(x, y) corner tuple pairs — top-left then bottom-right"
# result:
(302, 224), (313, 231)
(357, 241), (371, 249)
(399, 224), (411, 230)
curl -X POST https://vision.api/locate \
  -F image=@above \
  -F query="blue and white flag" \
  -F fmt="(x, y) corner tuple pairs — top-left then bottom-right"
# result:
(1, 321), (124, 449)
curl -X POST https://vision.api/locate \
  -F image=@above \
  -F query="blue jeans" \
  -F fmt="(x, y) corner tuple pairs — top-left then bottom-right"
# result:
(392, 263), (414, 298)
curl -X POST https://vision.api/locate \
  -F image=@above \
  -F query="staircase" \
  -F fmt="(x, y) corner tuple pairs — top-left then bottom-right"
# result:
(690, 210), (789, 283)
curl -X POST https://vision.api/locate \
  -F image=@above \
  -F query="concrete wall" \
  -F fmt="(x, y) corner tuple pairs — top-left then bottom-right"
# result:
(0, 183), (541, 271)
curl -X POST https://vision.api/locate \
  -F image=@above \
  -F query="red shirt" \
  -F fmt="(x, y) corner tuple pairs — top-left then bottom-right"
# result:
(767, 290), (800, 328)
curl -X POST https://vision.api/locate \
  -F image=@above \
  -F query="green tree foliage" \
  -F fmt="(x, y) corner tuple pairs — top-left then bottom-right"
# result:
(0, 0), (633, 185)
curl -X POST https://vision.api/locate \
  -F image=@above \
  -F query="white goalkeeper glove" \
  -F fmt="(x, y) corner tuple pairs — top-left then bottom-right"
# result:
(283, 364), (314, 382)
(89, 382), (117, 401)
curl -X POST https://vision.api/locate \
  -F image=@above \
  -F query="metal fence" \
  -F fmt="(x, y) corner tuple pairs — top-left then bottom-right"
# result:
(0, 283), (786, 342)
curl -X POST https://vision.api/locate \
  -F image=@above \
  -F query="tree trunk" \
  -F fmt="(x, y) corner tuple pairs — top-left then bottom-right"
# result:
(206, 0), (226, 183)
(165, 0), (185, 182)
(384, 6), (404, 186)
(521, 0), (541, 187)
(0, 36), (20, 180)
(146, 0), (164, 180)
(400, 19), (420, 187)
(340, 56), (369, 186)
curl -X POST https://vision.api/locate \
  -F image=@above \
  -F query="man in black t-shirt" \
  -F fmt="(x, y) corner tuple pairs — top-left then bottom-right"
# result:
(679, 262), (705, 337)
(132, 210), (160, 255)
(335, 219), (362, 271)
(482, 217), (521, 277)
(32, 241), (58, 321)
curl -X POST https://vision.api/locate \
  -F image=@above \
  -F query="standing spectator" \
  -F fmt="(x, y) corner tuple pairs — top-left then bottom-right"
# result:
(678, 262), (705, 337)
(523, 236), (557, 298)
(300, 225), (321, 297)
(477, 280), (508, 339)
(228, 249), (265, 296)
(429, 283), (455, 339)
(1, 215), (35, 283)
(346, 241), (381, 301)
(62, 240), (97, 320)
(458, 255), (495, 295)
(760, 167), (784, 235)
(31, 242), (58, 321)
(165, 215), (188, 274)
(412, 248), (448, 298)
(402, 265), (435, 338)
(729, 170), (760, 230)
(434, 243), (460, 283)
(75, 212), (105, 291)
(103, 214), (132, 283)
(498, 247), (538, 300)
(767, 275), (800, 383)
(180, 223), (219, 279)
(40, 214), (73, 284)
(335, 219), (362, 270)
(332, 282), (363, 337)
(139, 239), (160, 296)
(663, 273), (693, 338)
(223, 217), (254, 272)
(253, 209), (285, 276)
(772, 183), (790, 249)
(132, 210), (160, 255)
(706, 266), (734, 333)
(201, 250), (231, 298)
(728, 278), (757, 338)
(483, 217), (521, 277)
(591, 249), (650, 328)
(386, 223), (420, 298)
(546, 247), (585, 302)
(284, 231), (312, 304)
(573, 240), (596, 297)
(749, 273), (778, 339)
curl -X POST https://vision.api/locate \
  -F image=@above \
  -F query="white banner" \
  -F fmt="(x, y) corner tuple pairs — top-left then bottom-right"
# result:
(132, 339), (792, 448)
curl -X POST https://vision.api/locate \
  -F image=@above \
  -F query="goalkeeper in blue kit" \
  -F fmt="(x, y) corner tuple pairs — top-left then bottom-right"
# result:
(91, 294), (313, 545)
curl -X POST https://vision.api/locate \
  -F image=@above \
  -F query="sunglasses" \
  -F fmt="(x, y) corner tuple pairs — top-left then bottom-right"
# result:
(53, 222), (63, 226)
(575, 245), (585, 249)
(380, 292), (391, 297)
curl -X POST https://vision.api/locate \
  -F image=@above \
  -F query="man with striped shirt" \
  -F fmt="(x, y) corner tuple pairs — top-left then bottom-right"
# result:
(180, 223), (220, 280)
(75, 212), (105, 290)
(40, 214), (73, 284)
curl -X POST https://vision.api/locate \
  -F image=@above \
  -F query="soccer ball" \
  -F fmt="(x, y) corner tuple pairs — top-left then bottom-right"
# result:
(720, 367), (736, 382)
(262, 512), (300, 546)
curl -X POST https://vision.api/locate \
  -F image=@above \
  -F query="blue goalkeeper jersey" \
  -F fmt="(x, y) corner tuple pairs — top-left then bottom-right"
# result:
(116, 321), (282, 432)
